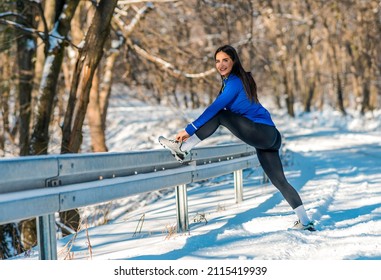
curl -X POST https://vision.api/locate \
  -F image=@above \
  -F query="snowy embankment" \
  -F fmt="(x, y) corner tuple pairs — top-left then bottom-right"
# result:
(18, 90), (381, 260)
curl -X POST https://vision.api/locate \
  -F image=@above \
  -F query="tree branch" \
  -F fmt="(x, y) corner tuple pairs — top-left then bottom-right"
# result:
(128, 41), (216, 79)
(0, 18), (45, 42)
(0, 12), (27, 21)
(0, 17), (79, 50)
(113, 3), (153, 37)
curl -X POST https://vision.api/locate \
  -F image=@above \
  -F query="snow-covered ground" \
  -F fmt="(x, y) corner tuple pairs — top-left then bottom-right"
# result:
(5, 88), (381, 278)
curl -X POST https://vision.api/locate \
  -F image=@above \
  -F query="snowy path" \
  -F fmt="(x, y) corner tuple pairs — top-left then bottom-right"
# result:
(281, 129), (381, 259)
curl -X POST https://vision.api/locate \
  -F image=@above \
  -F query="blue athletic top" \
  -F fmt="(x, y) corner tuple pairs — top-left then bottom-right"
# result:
(185, 74), (275, 136)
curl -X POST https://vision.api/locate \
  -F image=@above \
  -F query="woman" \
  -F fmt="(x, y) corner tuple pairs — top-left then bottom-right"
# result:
(159, 45), (315, 231)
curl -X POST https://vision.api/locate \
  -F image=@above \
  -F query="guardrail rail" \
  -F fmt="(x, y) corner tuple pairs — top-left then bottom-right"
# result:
(0, 143), (259, 259)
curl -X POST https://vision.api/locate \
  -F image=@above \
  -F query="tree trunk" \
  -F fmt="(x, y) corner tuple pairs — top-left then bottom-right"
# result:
(361, 75), (371, 115)
(304, 54), (318, 113)
(29, 0), (80, 155)
(328, 43), (346, 115)
(87, 36), (122, 153)
(88, 69), (108, 152)
(281, 59), (295, 117)
(304, 79), (316, 113)
(0, 51), (11, 154)
(61, 0), (118, 154)
(16, 0), (35, 156)
(360, 40), (373, 114)
(284, 75), (295, 117)
(0, 53), (11, 142)
(336, 72), (346, 115)
(99, 49), (120, 130)
(31, 0), (56, 132)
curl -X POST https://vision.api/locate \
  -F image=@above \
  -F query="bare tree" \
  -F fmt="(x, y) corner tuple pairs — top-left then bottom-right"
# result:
(61, 0), (118, 154)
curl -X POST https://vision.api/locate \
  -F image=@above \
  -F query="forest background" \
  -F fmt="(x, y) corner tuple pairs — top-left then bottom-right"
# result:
(0, 0), (380, 259)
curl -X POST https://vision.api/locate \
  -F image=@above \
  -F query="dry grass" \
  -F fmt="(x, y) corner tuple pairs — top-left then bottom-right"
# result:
(133, 214), (145, 237)
(164, 224), (177, 240)
(58, 219), (93, 260)
(193, 212), (208, 225)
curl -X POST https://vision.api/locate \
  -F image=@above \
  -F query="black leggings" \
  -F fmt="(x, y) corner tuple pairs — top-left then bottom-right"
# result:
(195, 110), (303, 209)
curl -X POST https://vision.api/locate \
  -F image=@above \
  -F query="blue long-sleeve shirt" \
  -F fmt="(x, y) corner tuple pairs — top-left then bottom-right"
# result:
(185, 74), (275, 136)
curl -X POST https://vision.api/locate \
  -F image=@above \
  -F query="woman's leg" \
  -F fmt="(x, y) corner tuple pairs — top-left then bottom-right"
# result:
(195, 110), (280, 150)
(257, 151), (310, 224)
(256, 148), (303, 209)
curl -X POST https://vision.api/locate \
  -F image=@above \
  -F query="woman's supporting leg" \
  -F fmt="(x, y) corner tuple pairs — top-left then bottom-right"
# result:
(257, 149), (310, 225)
(256, 148), (311, 224)
(256, 148), (302, 209)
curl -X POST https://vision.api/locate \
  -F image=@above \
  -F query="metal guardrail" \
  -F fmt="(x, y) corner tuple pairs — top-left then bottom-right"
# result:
(0, 143), (259, 259)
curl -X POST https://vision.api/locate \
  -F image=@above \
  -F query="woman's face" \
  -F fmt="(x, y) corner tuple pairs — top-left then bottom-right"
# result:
(215, 51), (233, 78)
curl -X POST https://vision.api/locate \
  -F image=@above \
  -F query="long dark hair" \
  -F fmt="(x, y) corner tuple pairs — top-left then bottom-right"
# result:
(214, 45), (258, 103)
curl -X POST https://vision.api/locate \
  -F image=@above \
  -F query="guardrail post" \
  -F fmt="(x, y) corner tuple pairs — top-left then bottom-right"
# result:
(234, 169), (243, 203)
(175, 184), (189, 233)
(37, 214), (57, 260)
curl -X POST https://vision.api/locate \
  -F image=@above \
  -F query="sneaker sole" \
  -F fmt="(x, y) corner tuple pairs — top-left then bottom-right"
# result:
(291, 225), (317, 232)
(305, 226), (316, 232)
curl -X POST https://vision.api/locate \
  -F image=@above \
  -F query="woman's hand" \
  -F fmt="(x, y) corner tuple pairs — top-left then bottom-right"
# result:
(175, 130), (190, 142)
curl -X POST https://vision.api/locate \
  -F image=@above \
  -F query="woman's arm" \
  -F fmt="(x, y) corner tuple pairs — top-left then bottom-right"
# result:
(184, 76), (241, 135)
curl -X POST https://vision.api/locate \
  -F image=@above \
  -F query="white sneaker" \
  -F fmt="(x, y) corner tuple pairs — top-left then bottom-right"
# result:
(158, 136), (189, 163)
(292, 220), (316, 231)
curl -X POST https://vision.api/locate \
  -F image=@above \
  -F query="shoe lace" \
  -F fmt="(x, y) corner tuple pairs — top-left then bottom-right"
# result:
(168, 139), (179, 144)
